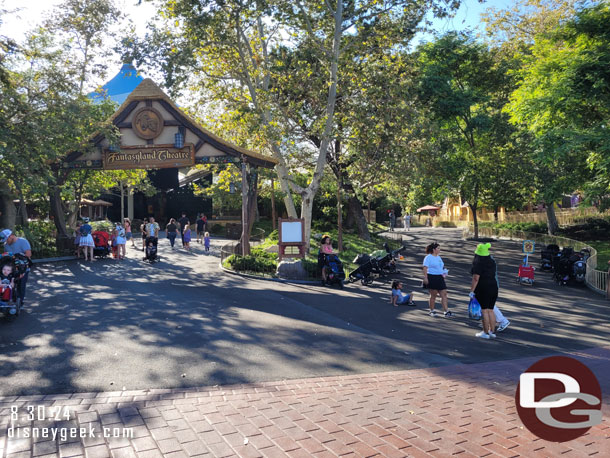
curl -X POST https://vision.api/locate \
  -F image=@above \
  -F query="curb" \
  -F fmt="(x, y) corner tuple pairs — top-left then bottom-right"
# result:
(32, 256), (78, 264)
(219, 264), (321, 285)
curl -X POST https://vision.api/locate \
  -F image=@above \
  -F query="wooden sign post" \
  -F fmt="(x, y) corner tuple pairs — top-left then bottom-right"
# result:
(278, 218), (306, 261)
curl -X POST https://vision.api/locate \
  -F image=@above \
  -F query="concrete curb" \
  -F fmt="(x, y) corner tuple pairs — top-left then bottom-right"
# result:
(32, 256), (78, 264)
(219, 264), (321, 285)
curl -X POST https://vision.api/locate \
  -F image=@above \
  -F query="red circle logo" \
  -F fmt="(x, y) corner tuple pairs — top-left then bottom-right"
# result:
(515, 356), (602, 442)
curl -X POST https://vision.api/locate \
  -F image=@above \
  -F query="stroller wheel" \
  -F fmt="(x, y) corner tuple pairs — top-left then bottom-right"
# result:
(362, 277), (374, 286)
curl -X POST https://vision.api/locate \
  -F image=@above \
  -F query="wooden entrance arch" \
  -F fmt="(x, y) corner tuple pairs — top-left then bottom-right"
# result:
(66, 78), (278, 255)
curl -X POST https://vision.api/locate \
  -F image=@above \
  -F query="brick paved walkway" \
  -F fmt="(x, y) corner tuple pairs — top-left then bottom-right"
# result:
(1, 347), (608, 458)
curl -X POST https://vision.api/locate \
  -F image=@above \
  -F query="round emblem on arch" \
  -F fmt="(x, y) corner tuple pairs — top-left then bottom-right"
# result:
(132, 107), (164, 140)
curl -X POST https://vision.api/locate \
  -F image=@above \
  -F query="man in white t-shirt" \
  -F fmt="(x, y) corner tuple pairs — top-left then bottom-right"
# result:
(146, 217), (160, 239)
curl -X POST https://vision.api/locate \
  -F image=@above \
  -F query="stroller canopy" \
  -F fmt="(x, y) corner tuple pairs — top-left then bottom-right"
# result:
(92, 231), (110, 246)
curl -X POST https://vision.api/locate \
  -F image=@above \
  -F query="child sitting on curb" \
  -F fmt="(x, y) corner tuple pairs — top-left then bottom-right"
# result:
(391, 280), (416, 306)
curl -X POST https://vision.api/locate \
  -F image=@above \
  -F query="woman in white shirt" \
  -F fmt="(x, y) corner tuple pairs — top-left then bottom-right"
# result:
(422, 242), (453, 317)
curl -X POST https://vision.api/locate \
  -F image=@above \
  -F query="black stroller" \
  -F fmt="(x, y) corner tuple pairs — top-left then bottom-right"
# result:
(553, 247), (581, 285)
(349, 254), (376, 285)
(540, 244), (560, 272)
(348, 242), (405, 285)
(318, 252), (346, 288)
(143, 236), (160, 263)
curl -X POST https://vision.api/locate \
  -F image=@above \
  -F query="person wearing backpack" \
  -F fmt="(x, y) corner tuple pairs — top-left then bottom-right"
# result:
(469, 243), (499, 339)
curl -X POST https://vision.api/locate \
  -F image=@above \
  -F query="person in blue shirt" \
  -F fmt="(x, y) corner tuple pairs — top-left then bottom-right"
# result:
(0, 229), (32, 304)
(390, 281), (416, 306)
(79, 217), (95, 261)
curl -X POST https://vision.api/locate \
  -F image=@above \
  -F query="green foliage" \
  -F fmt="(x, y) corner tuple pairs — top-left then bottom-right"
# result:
(479, 221), (548, 233)
(224, 253), (277, 273)
(210, 224), (224, 235)
(91, 220), (113, 232)
(414, 31), (533, 235)
(433, 221), (457, 228)
(506, 3), (610, 201)
(16, 221), (60, 258)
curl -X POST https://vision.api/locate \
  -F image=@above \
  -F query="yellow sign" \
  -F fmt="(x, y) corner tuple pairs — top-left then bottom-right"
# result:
(523, 240), (535, 254)
(103, 144), (195, 170)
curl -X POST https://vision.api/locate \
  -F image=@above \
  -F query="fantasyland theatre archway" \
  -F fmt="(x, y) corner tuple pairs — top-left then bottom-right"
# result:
(66, 76), (278, 255)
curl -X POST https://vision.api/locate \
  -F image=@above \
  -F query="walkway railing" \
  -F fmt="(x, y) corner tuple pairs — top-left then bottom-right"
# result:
(463, 226), (607, 297)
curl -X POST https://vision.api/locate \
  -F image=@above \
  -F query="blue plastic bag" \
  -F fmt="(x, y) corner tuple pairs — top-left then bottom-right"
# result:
(468, 297), (482, 320)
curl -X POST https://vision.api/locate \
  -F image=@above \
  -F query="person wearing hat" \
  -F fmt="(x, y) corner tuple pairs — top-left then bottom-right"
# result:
(0, 229), (32, 304)
(469, 243), (499, 339)
(79, 217), (95, 261)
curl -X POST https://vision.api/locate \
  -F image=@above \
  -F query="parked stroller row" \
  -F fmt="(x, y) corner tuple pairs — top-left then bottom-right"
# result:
(349, 242), (405, 286)
(540, 244), (589, 286)
(317, 242), (406, 289)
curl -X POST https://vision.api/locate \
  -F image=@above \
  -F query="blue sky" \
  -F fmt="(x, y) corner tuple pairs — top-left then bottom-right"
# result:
(416, 0), (514, 45)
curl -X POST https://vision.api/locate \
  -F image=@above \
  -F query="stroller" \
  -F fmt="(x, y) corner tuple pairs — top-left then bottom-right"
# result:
(540, 244), (560, 272)
(553, 247), (578, 285)
(349, 242), (405, 285)
(92, 231), (111, 258)
(0, 253), (29, 319)
(349, 254), (376, 285)
(143, 236), (160, 263)
(318, 252), (345, 288)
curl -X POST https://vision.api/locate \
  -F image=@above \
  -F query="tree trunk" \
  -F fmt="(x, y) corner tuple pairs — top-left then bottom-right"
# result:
(270, 178), (277, 230)
(49, 185), (69, 238)
(469, 202), (479, 239)
(346, 196), (370, 241)
(494, 206), (499, 222)
(301, 190), (315, 254)
(238, 163), (260, 254)
(546, 202), (559, 235)
(0, 181), (16, 230)
(272, 155), (298, 219)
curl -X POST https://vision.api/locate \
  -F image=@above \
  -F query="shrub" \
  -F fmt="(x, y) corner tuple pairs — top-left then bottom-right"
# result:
(478, 221), (548, 233)
(224, 252), (277, 273)
(434, 221), (457, 228)
(250, 247), (278, 261)
(301, 257), (321, 278)
(210, 224), (224, 235)
(17, 221), (59, 258)
(92, 220), (113, 232)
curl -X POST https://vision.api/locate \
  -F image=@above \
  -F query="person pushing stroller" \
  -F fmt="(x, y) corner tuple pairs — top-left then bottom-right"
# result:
(143, 217), (160, 262)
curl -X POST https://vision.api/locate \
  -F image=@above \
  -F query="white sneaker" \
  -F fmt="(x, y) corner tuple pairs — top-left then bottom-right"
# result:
(429, 310), (437, 317)
(497, 321), (510, 332)
(488, 332), (497, 339)
(476, 331), (490, 339)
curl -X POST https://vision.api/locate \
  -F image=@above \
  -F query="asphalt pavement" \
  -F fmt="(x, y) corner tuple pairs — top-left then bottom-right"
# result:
(1, 227), (608, 397)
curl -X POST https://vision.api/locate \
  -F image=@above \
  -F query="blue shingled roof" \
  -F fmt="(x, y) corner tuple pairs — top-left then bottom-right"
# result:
(89, 64), (144, 105)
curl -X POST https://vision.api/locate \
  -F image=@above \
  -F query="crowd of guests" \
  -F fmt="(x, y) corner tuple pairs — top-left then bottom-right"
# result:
(72, 212), (211, 260)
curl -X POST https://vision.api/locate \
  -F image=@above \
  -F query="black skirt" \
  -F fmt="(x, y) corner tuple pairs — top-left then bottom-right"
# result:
(427, 274), (447, 291)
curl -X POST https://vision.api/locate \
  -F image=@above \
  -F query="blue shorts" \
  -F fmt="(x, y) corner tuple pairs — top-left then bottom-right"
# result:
(126, 232), (132, 240)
